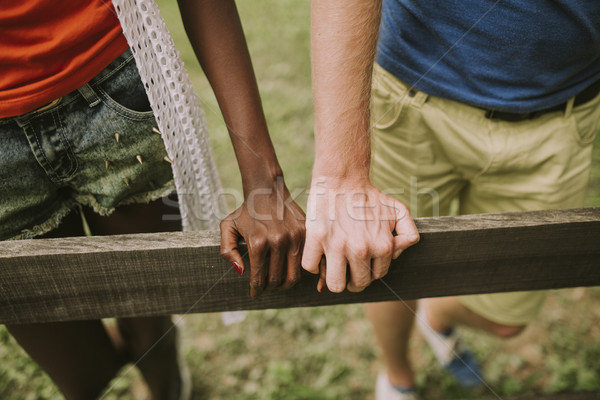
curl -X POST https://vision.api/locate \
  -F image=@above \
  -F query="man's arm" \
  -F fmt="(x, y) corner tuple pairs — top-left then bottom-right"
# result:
(302, 0), (419, 293)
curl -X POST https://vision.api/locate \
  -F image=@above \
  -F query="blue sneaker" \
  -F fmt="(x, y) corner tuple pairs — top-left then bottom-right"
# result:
(442, 347), (482, 388)
(416, 304), (483, 388)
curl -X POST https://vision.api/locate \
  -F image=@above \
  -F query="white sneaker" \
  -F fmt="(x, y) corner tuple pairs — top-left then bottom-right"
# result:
(375, 372), (419, 400)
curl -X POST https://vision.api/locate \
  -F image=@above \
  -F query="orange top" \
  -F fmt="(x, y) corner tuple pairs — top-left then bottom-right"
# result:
(0, 0), (129, 118)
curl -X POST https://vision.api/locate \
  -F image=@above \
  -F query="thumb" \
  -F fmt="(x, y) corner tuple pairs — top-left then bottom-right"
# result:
(220, 218), (245, 275)
(392, 201), (420, 259)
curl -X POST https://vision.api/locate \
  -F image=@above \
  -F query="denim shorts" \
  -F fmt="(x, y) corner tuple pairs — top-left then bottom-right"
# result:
(0, 49), (175, 240)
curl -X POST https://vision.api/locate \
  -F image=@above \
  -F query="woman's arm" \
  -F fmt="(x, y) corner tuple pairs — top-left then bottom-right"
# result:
(177, 0), (305, 298)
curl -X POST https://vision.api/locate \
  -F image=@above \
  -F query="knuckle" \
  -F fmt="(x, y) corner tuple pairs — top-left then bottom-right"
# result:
(248, 236), (267, 252)
(250, 277), (265, 290)
(219, 248), (232, 259)
(348, 284), (366, 293)
(269, 231), (290, 247)
(219, 217), (234, 230)
(268, 275), (283, 287)
(396, 201), (410, 214)
(327, 237), (344, 252)
(372, 269), (388, 280)
(301, 258), (317, 272)
(288, 273), (301, 285)
(374, 241), (393, 257)
(308, 224), (327, 241)
(289, 226), (306, 243)
(407, 232), (420, 244)
(351, 262), (371, 277)
(350, 243), (370, 260)
(354, 276), (372, 288)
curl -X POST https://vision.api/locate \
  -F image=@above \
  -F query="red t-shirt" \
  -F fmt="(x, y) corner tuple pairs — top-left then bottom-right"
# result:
(0, 0), (129, 118)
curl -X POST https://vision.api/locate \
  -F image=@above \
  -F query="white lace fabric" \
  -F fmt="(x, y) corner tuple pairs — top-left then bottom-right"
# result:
(113, 0), (226, 231)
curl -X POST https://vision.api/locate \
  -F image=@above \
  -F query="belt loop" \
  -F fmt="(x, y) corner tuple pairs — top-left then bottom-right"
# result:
(77, 84), (101, 108)
(409, 89), (428, 108)
(564, 96), (575, 119)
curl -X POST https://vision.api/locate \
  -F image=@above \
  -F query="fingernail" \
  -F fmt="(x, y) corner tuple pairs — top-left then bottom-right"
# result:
(233, 262), (243, 275)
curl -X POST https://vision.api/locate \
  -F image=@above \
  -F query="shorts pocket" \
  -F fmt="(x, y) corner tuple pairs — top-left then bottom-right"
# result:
(372, 85), (405, 130)
(371, 66), (409, 130)
(94, 59), (154, 120)
(570, 93), (600, 146)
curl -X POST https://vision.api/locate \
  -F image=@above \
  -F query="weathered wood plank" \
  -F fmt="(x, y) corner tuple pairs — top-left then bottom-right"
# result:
(0, 207), (599, 324)
(472, 390), (600, 400)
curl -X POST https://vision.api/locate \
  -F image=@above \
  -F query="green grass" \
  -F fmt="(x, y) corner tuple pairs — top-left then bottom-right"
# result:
(2, 0), (600, 399)
(159, 0), (313, 201)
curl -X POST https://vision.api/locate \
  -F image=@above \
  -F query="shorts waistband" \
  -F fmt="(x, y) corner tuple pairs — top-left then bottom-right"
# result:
(10, 49), (135, 124)
(87, 49), (135, 87)
(374, 63), (600, 123)
(482, 78), (600, 122)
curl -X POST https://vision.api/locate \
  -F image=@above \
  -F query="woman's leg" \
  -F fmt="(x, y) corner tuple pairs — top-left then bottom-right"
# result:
(86, 195), (186, 400)
(7, 319), (127, 400)
(6, 211), (127, 400)
(7, 197), (186, 400)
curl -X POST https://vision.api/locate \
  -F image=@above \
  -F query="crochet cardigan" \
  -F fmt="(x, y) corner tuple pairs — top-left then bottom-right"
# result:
(114, 0), (226, 231)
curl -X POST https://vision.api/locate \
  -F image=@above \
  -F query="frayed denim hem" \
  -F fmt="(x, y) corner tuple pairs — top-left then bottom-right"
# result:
(74, 179), (176, 216)
(8, 201), (78, 241)
(6, 180), (175, 240)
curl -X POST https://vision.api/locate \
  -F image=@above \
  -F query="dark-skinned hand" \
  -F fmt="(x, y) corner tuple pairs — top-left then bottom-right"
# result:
(220, 179), (305, 298)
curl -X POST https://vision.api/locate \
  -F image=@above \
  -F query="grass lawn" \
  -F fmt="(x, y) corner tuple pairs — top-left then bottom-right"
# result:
(1, 1), (599, 399)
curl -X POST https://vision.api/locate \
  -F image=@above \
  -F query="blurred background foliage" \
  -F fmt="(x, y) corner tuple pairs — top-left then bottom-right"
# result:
(1, 0), (599, 398)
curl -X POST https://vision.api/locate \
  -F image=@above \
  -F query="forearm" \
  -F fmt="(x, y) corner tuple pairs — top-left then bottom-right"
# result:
(311, 0), (382, 181)
(177, 0), (282, 195)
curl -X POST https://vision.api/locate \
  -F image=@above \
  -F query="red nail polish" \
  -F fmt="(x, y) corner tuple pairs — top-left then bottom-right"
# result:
(233, 262), (243, 275)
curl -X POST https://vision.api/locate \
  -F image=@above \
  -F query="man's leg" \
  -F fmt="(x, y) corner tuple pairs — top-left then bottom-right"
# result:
(366, 301), (417, 388)
(423, 298), (524, 339)
(366, 64), (464, 392)
(418, 85), (600, 382)
(367, 64), (600, 393)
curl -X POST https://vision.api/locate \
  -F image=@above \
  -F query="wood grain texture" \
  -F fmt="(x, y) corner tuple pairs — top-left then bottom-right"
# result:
(1, 207), (599, 324)
(472, 391), (600, 400)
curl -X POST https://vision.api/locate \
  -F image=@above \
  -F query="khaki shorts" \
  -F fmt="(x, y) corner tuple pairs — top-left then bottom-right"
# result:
(370, 63), (600, 325)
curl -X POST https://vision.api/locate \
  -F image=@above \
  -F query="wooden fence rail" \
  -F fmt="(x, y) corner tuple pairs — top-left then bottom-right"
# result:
(1, 207), (599, 325)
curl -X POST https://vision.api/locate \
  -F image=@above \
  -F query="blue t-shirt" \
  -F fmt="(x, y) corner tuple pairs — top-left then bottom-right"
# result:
(377, 0), (600, 113)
